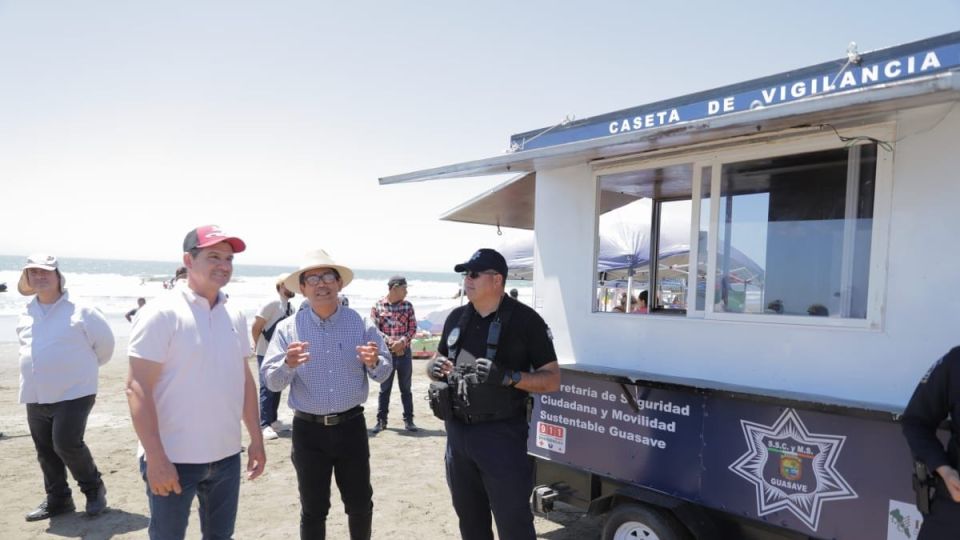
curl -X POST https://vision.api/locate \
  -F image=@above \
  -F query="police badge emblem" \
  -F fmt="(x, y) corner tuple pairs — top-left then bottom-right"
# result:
(447, 327), (461, 348)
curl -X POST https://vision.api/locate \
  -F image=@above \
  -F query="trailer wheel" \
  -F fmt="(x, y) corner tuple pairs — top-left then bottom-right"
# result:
(601, 503), (690, 540)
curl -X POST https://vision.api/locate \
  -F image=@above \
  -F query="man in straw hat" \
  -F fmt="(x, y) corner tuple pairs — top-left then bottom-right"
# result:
(262, 249), (392, 540)
(251, 274), (296, 440)
(127, 225), (266, 539)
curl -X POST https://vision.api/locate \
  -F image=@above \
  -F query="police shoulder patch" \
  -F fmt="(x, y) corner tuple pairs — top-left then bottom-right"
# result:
(545, 326), (554, 341)
(920, 356), (943, 383)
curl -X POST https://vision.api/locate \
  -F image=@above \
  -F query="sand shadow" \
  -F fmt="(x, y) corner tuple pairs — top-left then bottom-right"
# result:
(367, 426), (446, 438)
(535, 508), (603, 539)
(44, 508), (149, 539)
(396, 427), (446, 438)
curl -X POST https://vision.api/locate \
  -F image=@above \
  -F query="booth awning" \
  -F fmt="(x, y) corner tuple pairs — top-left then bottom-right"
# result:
(380, 70), (960, 187)
(439, 172), (536, 230)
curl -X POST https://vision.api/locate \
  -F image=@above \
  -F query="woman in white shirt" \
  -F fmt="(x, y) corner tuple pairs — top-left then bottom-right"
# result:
(16, 254), (114, 522)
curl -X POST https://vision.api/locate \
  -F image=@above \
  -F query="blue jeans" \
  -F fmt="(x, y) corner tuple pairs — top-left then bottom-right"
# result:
(256, 355), (281, 427)
(139, 453), (241, 540)
(376, 349), (413, 422)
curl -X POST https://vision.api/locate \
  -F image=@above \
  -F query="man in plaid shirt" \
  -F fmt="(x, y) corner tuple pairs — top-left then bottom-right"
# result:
(370, 276), (419, 433)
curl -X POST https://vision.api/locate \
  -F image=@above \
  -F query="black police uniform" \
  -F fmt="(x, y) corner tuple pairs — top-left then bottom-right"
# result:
(437, 294), (557, 540)
(902, 347), (960, 539)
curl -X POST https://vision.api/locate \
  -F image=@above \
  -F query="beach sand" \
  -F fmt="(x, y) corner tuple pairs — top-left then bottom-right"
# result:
(0, 339), (601, 539)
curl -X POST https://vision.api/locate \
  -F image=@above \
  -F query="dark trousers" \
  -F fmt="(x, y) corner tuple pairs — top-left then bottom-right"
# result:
(376, 349), (413, 422)
(291, 412), (373, 540)
(444, 415), (535, 540)
(919, 480), (960, 540)
(256, 355), (282, 428)
(26, 394), (102, 501)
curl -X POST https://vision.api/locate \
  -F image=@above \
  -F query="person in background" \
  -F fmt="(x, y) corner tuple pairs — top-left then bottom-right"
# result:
(262, 249), (392, 540)
(164, 267), (187, 290)
(509, 288), (519, 300)
(16, 254), (114, 521)
(126, 297), (147, 322)
(902, 348), (960, 538)
(612, 292), (634, 313)
(427, 248), (560, 540)
(370, 275), (419, 433)
(127, 225), (265, 539)
(251, 274), (295, 441)
(634, 290), (649, 314)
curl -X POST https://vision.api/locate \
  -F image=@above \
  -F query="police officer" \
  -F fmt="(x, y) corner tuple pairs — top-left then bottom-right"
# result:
(902, 347), (960, 539)
(427, 248), (560, 540)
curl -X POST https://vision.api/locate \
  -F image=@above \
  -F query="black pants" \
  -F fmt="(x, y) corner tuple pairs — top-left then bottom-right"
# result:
(919, 479), (960, 540)
(26, 394), (102, 501)
(444, 415), (536, 540)
(291, 412), (373, 540)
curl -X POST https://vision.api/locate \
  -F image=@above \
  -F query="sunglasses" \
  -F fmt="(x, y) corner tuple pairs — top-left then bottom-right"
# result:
(302, 271), (339, 286)
(462, 270), (499, 279)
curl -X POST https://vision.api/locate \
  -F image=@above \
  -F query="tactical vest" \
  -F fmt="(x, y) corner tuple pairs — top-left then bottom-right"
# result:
(446, 296), (527, 424)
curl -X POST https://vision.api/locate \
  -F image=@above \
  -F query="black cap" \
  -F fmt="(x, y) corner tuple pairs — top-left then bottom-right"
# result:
(387, 275), (407, 288)
(454, 248), (508, 279)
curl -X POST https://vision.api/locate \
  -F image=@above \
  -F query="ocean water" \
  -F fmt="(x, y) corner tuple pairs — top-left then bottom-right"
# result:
(0, 255), (532, 343)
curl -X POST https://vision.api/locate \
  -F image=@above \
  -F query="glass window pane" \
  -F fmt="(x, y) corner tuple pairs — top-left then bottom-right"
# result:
(655, 200), (692, 311)
(695, 166), (711, 311)
(714, 145), (876, 318)
(595, 164), (693, 314)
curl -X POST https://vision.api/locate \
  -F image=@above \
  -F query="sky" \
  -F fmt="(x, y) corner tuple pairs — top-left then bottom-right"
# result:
(0, 1), (956, 271)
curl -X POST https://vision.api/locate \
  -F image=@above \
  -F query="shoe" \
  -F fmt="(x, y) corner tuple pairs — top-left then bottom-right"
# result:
(85, 484), (107, 517)
(25, 498), (75, 522)
(262, 425), (279, 440)
(270, 420), (288, 433)
(370, 420), (387, 434)
(404, 420), (419, 432)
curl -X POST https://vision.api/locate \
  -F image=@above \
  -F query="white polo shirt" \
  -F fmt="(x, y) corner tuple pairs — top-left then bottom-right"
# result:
(128, 286), (251, 464)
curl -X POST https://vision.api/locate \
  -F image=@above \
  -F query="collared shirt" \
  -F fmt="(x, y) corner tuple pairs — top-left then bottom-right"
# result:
(17, 290), (115, 404)
(128, 286), (251, 464)
(370, 298), (417, 343)
(262, 305), (392, 415)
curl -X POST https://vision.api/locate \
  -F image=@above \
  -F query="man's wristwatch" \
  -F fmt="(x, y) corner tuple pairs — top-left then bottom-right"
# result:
(507, 370), (522, 387)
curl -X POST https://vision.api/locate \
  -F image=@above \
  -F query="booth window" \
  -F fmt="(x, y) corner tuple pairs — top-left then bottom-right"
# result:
(714, 144), (876, 318)
(595, 164), (694, 314)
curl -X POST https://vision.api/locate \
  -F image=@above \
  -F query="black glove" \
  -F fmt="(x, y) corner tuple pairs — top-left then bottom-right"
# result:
(475, 358), (509, 386)
(428, 356), (451, 381)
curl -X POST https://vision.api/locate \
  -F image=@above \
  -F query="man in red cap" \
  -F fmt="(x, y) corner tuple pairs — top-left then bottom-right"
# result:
(126, 224), (266, 540)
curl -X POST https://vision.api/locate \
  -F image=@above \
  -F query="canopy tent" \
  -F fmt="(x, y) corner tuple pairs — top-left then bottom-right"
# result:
(499, 198), (764, 287)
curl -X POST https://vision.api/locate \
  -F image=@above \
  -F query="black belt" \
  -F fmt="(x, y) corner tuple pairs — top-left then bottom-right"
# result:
(294, 406), (363, 426)
(452, 409), (522, 425)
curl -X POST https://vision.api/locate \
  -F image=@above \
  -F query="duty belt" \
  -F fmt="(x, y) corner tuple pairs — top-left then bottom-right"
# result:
(294, 406), (363, 426)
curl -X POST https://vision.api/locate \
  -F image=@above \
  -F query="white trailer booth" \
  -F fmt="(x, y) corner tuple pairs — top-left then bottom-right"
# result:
(381, 32), (960, 540)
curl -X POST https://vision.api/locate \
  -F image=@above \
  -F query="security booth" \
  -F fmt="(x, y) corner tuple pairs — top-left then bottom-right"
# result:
(381, 31), (960, 540)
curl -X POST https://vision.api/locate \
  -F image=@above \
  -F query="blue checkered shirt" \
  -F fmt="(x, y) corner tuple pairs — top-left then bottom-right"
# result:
(261, 305), (392, 415)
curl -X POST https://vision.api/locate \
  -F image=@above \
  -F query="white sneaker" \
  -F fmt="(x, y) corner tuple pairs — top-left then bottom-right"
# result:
(270, 420), (288, 433)
(262, 425), (279, 440)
